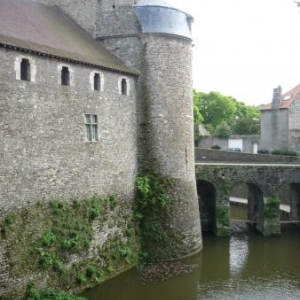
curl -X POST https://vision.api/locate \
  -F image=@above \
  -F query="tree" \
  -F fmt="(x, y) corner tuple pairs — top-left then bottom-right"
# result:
(195, 91), (236, 131)
(193, 90), (204, 141)
(213, 121), (231, 138)
(231, 117), (260, 135)
(193, 90), (261, 135)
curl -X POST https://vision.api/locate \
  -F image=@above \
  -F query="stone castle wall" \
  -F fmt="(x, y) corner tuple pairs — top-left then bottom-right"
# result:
(0, 48), (138, 213)
(0, 47), (139, 298)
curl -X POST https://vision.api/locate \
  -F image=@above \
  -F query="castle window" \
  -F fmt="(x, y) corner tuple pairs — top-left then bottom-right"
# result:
(90, 71), (104, 91)
(85, 114), (98, 141)
(94, 73), (100, 91)
(121, 78), (127, 95)
(118, 77), (130, 96)
(61, 66), (70, 86)
(21, 58), (31, 81)
(15, 56), (37, 82)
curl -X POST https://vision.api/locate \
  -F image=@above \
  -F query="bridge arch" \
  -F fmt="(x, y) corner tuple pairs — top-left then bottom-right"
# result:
(196, 179), (216, 233)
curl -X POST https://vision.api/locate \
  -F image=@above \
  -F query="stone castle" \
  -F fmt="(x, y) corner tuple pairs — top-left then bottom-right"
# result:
(0, 0), (202, 297)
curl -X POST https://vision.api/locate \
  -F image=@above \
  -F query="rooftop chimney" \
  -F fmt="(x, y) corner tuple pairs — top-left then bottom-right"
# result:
(272, 85), (282, 109)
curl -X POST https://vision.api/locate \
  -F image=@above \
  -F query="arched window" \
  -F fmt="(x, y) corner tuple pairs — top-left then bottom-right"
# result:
(21, 58), (31, 81)
(121, 78), (127, 95)
(61, 66), (70, 86)
(94, 73), (100, 91)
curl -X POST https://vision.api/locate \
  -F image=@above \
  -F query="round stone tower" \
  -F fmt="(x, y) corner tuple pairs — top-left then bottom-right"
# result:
(98, 0), (203, 259)
(135, 0), (202, 258)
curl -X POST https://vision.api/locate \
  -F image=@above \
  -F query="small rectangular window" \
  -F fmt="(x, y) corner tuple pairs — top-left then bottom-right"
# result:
(61, 66), (70, 86)
(85, 114), (98, 141)
(21, 58), (31, 81)
(121, 78), (127, 95)
(94, 73), (100, 91)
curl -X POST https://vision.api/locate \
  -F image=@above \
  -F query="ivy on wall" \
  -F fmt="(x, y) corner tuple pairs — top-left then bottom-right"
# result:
(134, 173), (183, 262)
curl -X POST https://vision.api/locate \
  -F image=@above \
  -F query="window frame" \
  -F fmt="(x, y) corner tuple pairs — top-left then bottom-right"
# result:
(85, 114), (99, 142)
(90, 71), (104, 92)
(14, 55), (36, 82)
(118, 76), (130, 96)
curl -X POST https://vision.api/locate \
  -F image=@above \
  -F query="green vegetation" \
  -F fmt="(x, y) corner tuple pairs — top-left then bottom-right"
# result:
(271, 149), (298, 156)
(258, 149), (270, 154)
(31, 197), (137, 284)
(216, 206), (230, 227)
(211, 145), (221, 150)
(213, 121), (231, 138)
(193, 90), (260, 138)
(26, 284), (86, 300)
(0, 214), (15, 234)
(2, 195), (138, 299)
(215, 205), (230, 236)
(193, 91), (204, 141)
(34, 198), (98, 273)
(135, 173), (179, 262)
(264, 195), (280, 219)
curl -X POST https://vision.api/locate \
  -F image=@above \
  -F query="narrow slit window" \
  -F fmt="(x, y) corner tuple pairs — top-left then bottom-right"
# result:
(121, 78), (127, 95)
(61, 66), (70, 86)
(85, 114), (98, 141)
(94, 73), (100, 91)
(21, 58), (31, 81)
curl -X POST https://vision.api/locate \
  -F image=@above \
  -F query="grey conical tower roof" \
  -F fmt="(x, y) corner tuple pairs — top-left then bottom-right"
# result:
(135, 0), (192, 16)
(134, 0), (193, 39)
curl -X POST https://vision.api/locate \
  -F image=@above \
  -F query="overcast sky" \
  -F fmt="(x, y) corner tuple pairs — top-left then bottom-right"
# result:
(170, 0), (300, 106)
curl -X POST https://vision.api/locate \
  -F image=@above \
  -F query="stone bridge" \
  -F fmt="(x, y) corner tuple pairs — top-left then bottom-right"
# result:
(195, 162), (300, 236)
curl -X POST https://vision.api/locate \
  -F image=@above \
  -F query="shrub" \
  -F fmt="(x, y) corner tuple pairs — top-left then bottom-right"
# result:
(26, 285), (87, 300)
(271, 149), (298, 156)
(257, 149), (269, 154)
(213, 121), (231, 138)
(211, 145), (221, 150)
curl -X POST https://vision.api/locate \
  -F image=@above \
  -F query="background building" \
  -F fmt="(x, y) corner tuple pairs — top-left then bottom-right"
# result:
(260, 84), (300, 153)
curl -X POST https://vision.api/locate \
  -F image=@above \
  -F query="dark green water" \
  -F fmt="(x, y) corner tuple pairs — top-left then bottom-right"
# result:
(83, 219), (300, 300)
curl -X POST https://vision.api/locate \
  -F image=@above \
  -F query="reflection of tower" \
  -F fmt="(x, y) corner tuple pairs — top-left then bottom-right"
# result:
(97, 0), (202, 258)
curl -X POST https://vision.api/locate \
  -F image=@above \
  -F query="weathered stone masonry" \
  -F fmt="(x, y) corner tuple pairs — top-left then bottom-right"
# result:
(0, 47), (139, 298)
(0, 0), (203, 298)
(196, 163), (300, 236)
(0, 48), (138, 213)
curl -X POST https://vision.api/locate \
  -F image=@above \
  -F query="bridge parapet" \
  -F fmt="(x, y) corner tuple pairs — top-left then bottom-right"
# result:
(195, 148), (299, 163)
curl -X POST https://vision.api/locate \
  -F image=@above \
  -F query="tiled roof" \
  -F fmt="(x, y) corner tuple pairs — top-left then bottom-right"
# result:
(0, 0), (138, 75)
(261, 84), (300, 111)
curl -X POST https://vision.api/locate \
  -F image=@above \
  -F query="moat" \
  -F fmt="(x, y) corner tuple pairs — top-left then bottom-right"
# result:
(82, 206), (300, 300)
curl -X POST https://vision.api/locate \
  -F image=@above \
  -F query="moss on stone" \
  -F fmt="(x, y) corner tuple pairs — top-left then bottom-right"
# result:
(1, 195), (139, 299)
(134, 173), (186, 262)
(215, 206), (230, 236)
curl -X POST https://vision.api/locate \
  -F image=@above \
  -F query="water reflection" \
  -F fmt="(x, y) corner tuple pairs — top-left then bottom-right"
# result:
(230, 235), (248, 276)
(82, 226), (300, 300)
